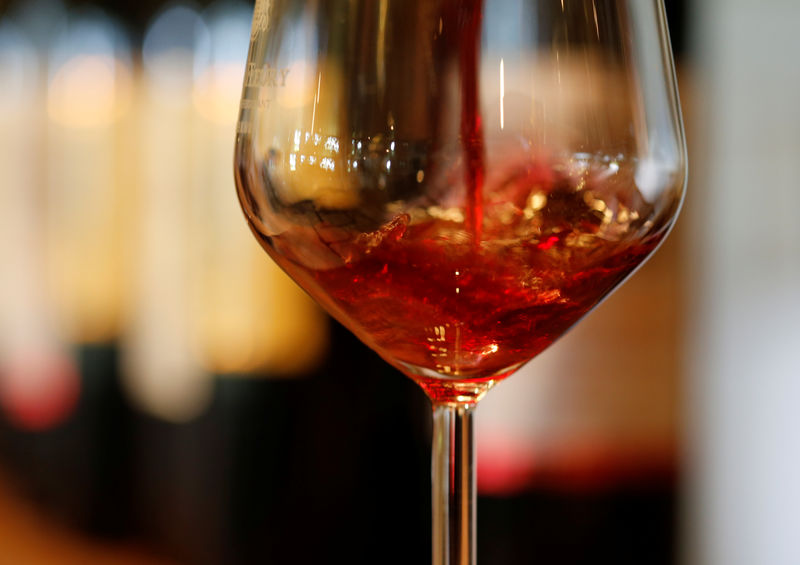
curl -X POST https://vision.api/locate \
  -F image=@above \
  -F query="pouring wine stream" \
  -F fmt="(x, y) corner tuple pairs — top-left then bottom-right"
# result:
(458, 0), (486, 247)
(432, 3), (484, 564)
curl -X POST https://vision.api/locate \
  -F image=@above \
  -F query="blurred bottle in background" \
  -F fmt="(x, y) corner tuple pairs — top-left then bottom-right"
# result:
(0, 0), (132, 536)
(0, 2), (78, 436)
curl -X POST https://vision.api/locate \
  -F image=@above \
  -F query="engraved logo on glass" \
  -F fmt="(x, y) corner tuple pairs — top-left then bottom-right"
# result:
(239, 1), (286, 133)
(251, 0), (272, 39)
(240, 62), (290, 113)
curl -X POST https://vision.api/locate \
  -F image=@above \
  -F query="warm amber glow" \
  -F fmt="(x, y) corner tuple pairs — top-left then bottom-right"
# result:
(45, 69), (130, 344)
(47, 55), (132, 128)
(198, 256), (329, 376)
(47, 249), (125, 343)
(193, 62), (243, 124)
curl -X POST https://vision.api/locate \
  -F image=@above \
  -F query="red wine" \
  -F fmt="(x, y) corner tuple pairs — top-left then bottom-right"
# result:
(451, 0), (486, 243)
(239, 153), (664, 404)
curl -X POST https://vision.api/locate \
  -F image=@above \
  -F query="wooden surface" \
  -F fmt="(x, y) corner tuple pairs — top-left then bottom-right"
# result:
(0, 472), (177, 565)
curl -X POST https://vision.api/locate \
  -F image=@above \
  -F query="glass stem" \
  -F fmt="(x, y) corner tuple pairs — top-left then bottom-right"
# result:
(432, 403), (476, 565)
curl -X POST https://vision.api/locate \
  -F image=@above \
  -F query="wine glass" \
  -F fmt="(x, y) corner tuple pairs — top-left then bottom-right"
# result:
(234, 0), (686, 563)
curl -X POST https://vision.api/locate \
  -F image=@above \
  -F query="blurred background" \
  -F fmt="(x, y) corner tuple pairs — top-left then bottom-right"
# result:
(0, 1), (797, 564)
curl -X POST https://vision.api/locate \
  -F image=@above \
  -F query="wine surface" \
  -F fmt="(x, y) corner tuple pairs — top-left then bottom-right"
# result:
(238, 150), (666, 403)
